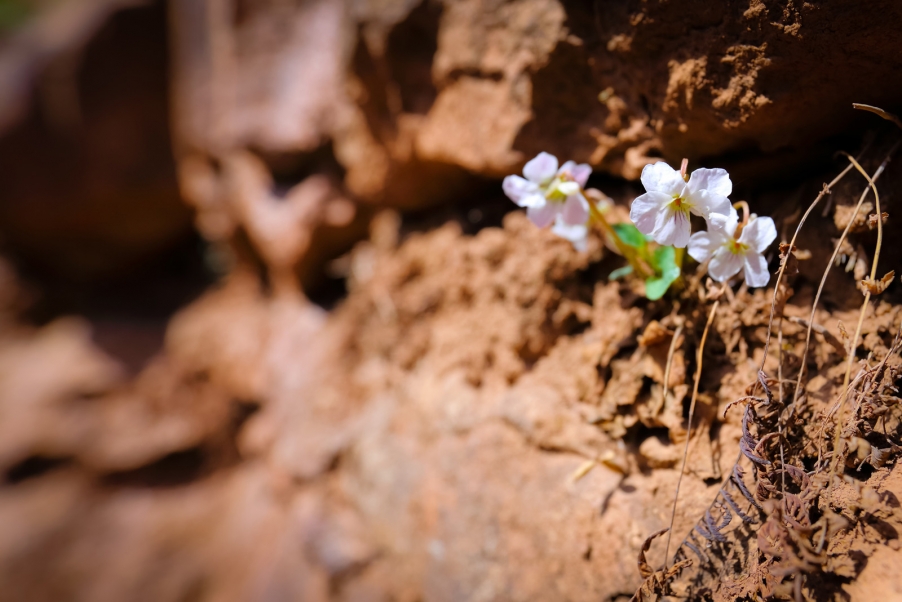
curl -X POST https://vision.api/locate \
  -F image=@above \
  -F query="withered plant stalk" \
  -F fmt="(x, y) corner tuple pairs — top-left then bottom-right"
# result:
(829, 153), (885, 475)
(760, 162), (857, 370)
(794, 148), (896, 407)
(664, 299), (719, 567)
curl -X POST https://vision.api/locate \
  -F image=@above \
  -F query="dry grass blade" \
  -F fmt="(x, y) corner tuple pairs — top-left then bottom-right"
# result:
(853, 103), (902, 130)
(829, 153), (885, 475)
(792, 146), (897, 405)
(760, 161), (857, 370)
(638, 528), (670, 578)
(659, 323), (684, 414)
(664, 299), (719, 567)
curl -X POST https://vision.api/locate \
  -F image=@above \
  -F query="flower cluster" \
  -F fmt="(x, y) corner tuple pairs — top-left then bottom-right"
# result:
(502, 153), (777, 295)
(631, 161), (775, 288)
(502, 152), (593, 250)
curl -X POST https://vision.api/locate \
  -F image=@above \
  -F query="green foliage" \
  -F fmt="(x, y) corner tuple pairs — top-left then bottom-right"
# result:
(613, 223), (645, 249)
(609, 225), (681, 300)
(645, 246), (681, 300)
(609, 265), (634, 281)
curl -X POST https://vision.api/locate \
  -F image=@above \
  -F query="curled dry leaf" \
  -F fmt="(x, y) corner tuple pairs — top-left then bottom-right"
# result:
(857, 270), (895, 295)
(837, 320), (850, 342)
(632, 526), (692, 602)
(637, 527), (670, 578)
(779, 243), (800, 278)
(868, 212), (889, 230)
(834, 201), (872, 233)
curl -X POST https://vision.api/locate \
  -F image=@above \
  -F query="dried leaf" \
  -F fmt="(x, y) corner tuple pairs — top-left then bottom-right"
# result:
(858, 270), (894, 295)
(868, 211), (889, 230)
(568, 459), (597, 483)
(834, 201), (872, 232)
(838, 320), (849, 342)
(637, 527), (669, 578)
(638, 320), (673, 347)
(779, 243), (799, 278)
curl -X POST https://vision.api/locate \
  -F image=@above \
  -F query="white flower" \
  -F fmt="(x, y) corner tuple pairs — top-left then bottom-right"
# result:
(687, 208), (777, 287)
(551, 216), (588, 251)
(503, 152), (592, 228)
(629, 162), (733, 248)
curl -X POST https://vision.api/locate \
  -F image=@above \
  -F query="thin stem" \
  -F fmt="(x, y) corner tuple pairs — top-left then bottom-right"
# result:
(760, 160), (857, 371)
(793, 147), (896, 407)
(853, 103), (902, 130)
(830, 153), (884, 474)
(659, 323), (684, 415)
(664, 299), (720, 567)
(733, 200), (750, 226)
(587, 199), (653, 278)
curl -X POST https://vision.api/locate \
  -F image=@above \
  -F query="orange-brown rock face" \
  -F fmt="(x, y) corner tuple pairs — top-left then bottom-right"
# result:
(4, 1), (902, 601)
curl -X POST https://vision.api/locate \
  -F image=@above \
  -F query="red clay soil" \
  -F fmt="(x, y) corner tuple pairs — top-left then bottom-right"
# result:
(3, 1), (902, 601)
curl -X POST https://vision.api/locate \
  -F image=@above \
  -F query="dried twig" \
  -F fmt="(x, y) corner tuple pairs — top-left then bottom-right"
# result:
(830, 153), (885, 475)
(853, 103), (902, 130)
(760, 162), (857, 370)
(659, 323), (684, 415)
(795, 148), (896, 409)
(664, 299), (719, 566)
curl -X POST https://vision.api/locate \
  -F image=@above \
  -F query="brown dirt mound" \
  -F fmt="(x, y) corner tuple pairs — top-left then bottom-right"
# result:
(4, 2), (902, 601)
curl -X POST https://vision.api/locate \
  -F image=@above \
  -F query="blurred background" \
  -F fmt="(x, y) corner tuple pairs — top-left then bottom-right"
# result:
(2, 0), (902, 600)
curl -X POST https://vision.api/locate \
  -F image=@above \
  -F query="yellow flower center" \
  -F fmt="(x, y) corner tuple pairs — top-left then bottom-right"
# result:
(728, 239), (748, 255)
(669, 194), (691, 215)
(545, 175), (579, 203)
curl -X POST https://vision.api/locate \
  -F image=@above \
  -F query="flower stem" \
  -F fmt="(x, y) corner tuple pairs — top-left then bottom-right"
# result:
(586, 197), (653, 278)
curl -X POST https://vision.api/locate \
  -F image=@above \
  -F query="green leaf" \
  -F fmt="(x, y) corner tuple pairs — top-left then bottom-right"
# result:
(651, 245), (676, 272)
(612, 223), (645, 249)
(645, 246), (681, 300)
(645, 271), (679, 300)
(609, 265), (634, 281)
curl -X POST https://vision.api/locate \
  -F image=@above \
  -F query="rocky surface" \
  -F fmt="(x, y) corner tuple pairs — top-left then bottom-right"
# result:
(3, 1), (902, 601)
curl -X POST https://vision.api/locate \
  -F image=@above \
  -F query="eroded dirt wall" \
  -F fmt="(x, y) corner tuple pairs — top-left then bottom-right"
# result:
(3, 1), (902, 601)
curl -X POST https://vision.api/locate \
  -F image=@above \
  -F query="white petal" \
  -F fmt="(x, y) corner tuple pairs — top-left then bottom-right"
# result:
(687, 167), (732, 198)
(523, 152), (558, 184)
(708, 206), (738, 230)
(738, 215), (777, 253)
(503, 175), (538, 205)
(517, 193), (547, 208)
(552, 217), (588, 251)
(708, 248), (744, 282)
(527, 202), (559, 227)
(687, 231), (716, 263)
(691, 190), (731, 219)
(706, 208), (739, 243)
(640, 161), (684, 195)
(630, 191), (670, 235)
(743, 252), (770, 287)
(561, 194), (590, 225)
(653, 206), (691, 248)
(570, 163), (592, 187)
